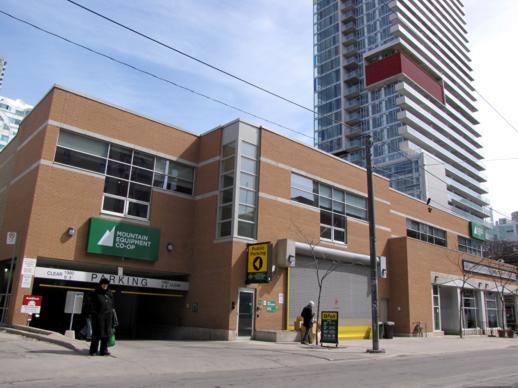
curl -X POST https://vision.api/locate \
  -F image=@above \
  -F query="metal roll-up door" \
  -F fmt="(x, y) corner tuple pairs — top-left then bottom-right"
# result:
(288, 255), (371, 339)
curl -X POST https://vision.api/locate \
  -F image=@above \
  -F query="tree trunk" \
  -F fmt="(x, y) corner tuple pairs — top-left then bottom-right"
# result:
(459, 288), (464, 339)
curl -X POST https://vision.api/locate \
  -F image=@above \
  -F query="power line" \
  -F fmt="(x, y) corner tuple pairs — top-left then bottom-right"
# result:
(4, 5), (513, 222)
(64, 0), (317, 116)
(0, 9), (314, 143)
(64, 0), (362, 137)
(476, 91), (518, 137)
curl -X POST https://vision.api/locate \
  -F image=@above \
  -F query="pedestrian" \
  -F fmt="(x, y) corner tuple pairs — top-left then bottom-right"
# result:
(88, 278), (115, 356)
(300, 301), (315, 344)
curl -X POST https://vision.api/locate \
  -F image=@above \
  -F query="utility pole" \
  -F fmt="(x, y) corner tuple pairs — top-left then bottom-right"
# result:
(365, 135), (384, 353)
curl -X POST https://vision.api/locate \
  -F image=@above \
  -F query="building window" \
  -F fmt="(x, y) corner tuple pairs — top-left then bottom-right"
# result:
(485, 292), (498, 328)
(462, 289), (479, 329)
(102, 146), (154, 220)
(55, 130), (195, 221)
(291, 174), (317, 206)
(406, 219), (447, 247)
(291, 173), (367, 222)
(458, 236), (483, 257)
(291, 173), (371, 244)
(217, 141), (236, 238)
(237, 141), (258, 239)
(318, 183), (346, 243)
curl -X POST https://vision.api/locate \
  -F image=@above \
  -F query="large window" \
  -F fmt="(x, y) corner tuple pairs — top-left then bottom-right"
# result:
(485, 292), (498, 328)
(237, 141), (258, 239)
(462, 289), (479, 329)
(318, 183), (346, 243)
(290, 173), (369, 244)
(216, 140), (258, 240)
(55, 130), (195, 220)
(406, 219), (447, 247)
(458, 236), (483, 257)
(217, 141), (236, 238)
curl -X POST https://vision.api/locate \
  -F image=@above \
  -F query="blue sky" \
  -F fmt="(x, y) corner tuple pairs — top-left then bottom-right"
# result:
(0, 0), (516, 219)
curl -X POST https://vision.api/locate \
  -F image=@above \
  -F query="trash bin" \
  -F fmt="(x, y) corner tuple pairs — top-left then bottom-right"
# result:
(378, 322), (384, 339)
(383, 321), (395, 339)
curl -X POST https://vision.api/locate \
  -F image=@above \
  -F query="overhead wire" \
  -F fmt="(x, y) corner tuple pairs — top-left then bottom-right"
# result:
(5, 4), (516, 221)
(64, 0), (317, 115)
(63, 0), (363, 135)
(0, 9), (314, 143)
(475, 91), (518, 137)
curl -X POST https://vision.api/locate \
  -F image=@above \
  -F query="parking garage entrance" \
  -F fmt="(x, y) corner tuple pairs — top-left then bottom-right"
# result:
(28, 265), (189, 340)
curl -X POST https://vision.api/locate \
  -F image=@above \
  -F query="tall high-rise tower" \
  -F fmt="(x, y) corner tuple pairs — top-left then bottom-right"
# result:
(314, 0), (489, 223)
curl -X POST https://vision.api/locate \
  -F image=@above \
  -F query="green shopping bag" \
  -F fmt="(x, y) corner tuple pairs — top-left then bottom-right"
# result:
(107, 333), (116, 347)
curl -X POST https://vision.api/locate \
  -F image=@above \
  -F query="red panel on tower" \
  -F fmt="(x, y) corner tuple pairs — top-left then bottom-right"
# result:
(365, 52), (444, 103)
(365, 53), (402, 86)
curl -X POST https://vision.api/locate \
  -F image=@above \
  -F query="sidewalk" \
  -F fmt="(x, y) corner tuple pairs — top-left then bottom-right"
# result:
(1, 326), (518, 385)
(2, 324), (517, 360)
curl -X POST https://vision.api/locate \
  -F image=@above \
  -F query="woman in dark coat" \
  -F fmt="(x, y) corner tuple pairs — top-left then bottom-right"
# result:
(88, 278), (114, 356)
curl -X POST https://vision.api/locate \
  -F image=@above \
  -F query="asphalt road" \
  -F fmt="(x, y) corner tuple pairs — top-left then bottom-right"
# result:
(1, 331), (518, 388)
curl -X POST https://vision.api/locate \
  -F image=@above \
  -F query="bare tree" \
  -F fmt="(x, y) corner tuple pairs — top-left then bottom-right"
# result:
(294, 225), (338, 345)
(307, 242), (338, 345)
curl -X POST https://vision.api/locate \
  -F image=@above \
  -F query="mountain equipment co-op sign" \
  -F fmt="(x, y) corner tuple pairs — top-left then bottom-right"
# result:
(86, 218), (160, 261)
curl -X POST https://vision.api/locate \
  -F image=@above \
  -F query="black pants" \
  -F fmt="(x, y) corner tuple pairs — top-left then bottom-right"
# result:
(89, 336), (108, 355)
(302, 325), (312, 343)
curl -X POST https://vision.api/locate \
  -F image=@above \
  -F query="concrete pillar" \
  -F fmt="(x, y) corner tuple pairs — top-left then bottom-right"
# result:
(479, 290), (487, 334)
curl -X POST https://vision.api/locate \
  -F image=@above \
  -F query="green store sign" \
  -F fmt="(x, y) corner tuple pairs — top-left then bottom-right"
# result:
(469, 222), (487, 241)
(86, 218), (160, 261)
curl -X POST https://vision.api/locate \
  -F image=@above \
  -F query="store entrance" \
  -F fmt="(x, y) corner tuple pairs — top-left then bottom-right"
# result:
(30, 279), (184, 339)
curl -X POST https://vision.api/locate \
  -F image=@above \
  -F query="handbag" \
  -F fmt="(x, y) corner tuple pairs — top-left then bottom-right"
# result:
(107, 332), (116, 347)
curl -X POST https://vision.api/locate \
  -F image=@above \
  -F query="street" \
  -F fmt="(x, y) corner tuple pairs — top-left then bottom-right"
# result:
(1, 331), (518, 387)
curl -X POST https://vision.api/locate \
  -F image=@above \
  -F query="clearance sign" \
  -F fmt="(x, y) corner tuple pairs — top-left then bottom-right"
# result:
(246, 242), (272, 284)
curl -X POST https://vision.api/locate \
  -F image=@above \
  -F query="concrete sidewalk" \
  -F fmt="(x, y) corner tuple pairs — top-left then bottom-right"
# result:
(1, 326), (518, 387)
(2, 324), (517, 360)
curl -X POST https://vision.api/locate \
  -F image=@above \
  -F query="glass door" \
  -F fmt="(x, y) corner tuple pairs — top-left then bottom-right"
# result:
(432, 285), (441, 331)
(237, 289), (255, 337)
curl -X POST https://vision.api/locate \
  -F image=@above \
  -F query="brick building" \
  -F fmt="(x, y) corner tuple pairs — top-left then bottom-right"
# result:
(0, 86), (516, 340)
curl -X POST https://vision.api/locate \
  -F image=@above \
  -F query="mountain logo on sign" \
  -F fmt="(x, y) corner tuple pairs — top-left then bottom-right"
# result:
(97, 227), (116, 247)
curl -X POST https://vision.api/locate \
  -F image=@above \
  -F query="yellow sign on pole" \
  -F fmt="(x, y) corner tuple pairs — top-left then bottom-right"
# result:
(246, 242), (272, 283)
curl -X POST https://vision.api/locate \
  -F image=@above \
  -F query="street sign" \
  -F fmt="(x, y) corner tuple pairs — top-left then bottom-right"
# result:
(6, 232), (16, 245)
(64, 291), (84, 314)
(266, 300), (277, 312)
(321, 311), (339, 347)
(246, 242), (272, 284)
(21, 295), (42, 314)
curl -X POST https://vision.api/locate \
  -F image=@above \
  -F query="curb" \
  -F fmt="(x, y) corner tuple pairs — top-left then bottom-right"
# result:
(0, 325), (87, 353)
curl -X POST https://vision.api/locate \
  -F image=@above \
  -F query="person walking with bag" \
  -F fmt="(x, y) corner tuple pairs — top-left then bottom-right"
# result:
(300, 301), (315, 345)
(88, 278), (115, 356)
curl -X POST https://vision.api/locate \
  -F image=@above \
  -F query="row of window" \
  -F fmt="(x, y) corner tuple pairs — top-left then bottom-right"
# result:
(291, 174), (370, 244)
(406, 219), (447, 247)
(407, 218), (485, 257)
(55, 130), (195, 220)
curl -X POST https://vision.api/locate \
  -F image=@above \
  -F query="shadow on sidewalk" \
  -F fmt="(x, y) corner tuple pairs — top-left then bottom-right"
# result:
(28, 349), (85, 356)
